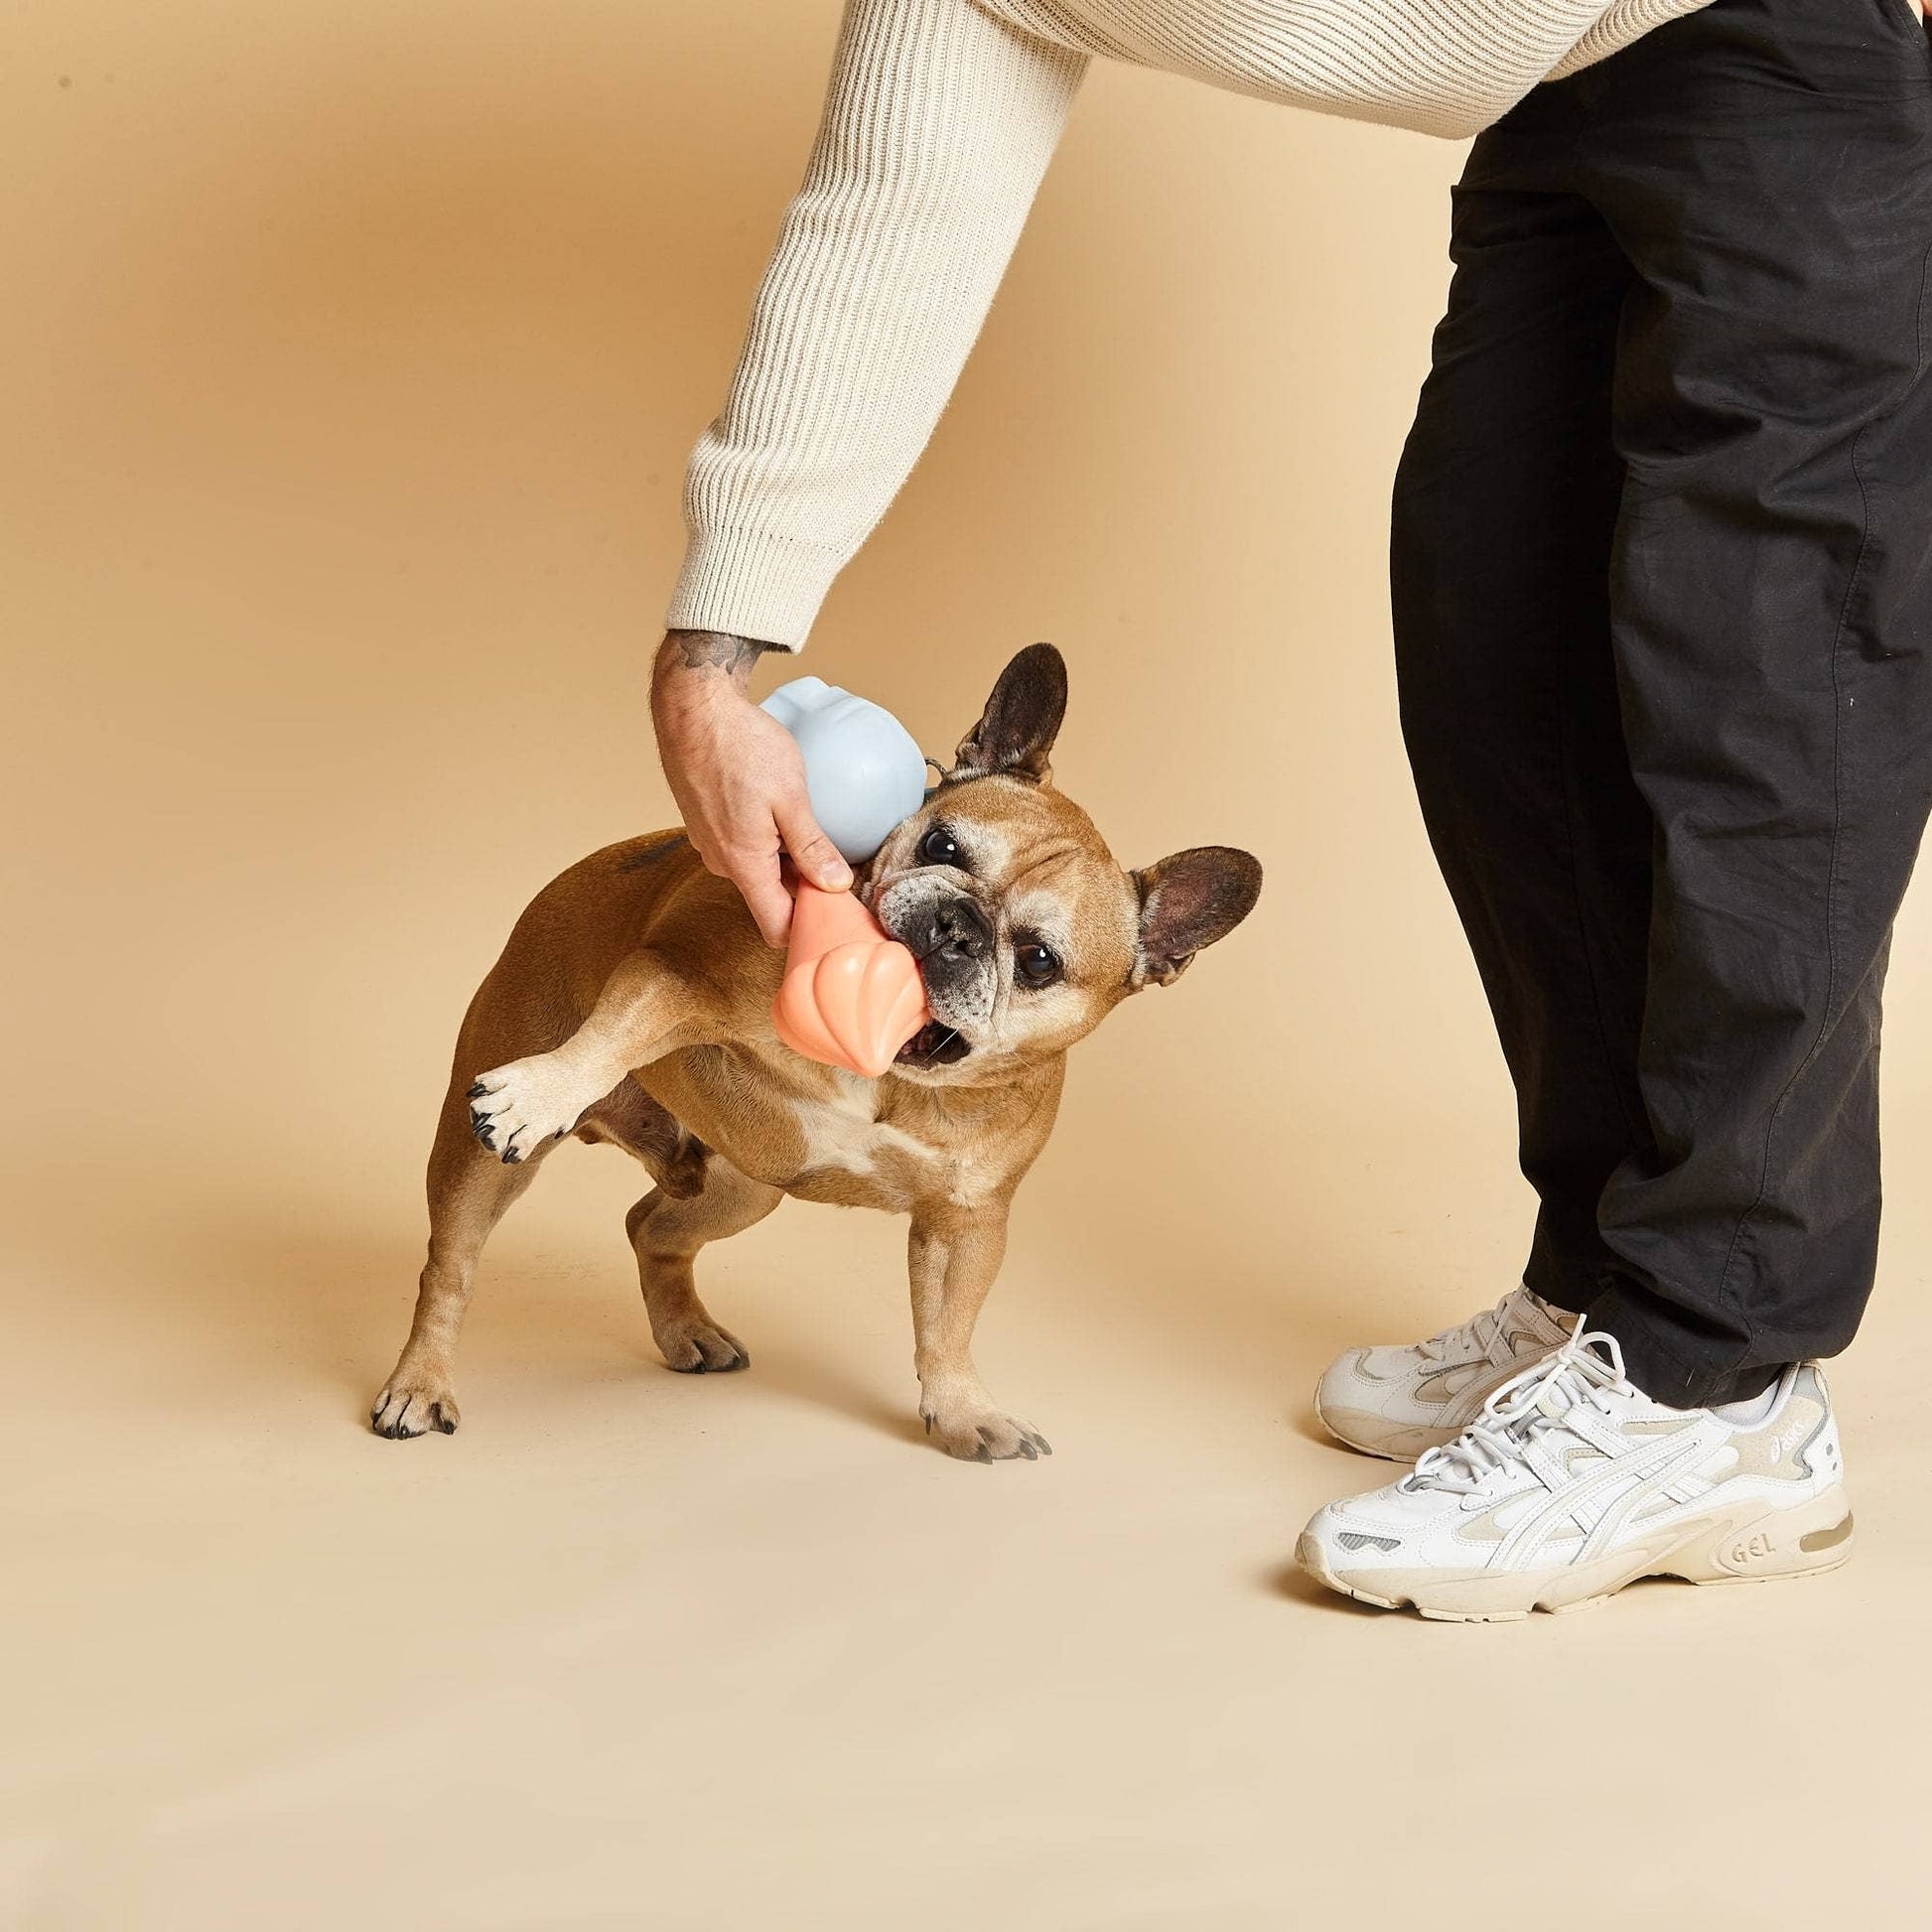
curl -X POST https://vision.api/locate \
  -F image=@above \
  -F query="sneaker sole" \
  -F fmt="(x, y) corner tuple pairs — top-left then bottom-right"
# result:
(1297, 1484), (1855, 1622)
(1311, 1391), (1459, 1464)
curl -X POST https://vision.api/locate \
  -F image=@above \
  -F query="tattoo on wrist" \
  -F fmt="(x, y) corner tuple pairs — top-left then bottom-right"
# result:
(665, 629), (773, 677)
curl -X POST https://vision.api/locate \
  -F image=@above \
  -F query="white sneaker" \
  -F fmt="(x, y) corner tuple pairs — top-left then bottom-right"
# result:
(1313, 1284), (1577, 1460)
(1297, 1330), (1854, 1621)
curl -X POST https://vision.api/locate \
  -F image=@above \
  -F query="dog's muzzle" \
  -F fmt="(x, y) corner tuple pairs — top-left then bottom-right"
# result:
(883, 889), (992, 1066)
(909, 894), (994, 970)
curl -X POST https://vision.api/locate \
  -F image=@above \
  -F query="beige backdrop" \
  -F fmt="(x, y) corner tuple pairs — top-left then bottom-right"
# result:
(6, 3), (1930, 1926)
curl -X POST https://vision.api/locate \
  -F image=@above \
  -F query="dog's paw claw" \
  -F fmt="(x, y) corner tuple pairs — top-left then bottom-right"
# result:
(925, 1408), (1050, 1463)
(370, 1383), (461, 1440)
(465, 1053), (596, 1165)
(655, 1317), (751, 1374)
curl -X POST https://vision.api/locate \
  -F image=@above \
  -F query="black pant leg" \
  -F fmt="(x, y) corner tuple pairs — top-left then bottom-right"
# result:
(1390, 135), (1652, 1311)
(1571, 0), (1932, 1404)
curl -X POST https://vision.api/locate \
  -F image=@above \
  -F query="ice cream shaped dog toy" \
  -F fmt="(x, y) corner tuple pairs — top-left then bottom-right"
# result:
(759, 677), (933, 1078)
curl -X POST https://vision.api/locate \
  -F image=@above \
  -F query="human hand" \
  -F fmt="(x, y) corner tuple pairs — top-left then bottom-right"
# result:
(650, 630), (853, 948)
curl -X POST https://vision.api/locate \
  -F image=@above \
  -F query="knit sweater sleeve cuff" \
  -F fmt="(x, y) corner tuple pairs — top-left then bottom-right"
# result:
(664, 527), (849, 652)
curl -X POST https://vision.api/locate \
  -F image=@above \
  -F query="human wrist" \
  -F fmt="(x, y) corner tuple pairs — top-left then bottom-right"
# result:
(653, 629), (776, 706)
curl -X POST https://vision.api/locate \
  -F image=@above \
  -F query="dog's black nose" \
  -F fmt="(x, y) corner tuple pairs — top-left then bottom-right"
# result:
(925, 896), (993, 963)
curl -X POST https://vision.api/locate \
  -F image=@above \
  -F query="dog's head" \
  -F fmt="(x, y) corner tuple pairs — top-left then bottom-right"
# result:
(864, 643), (1262, 1085)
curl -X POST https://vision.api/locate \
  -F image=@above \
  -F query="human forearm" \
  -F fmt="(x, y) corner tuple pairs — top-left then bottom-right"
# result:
(655, 628), (774, 692)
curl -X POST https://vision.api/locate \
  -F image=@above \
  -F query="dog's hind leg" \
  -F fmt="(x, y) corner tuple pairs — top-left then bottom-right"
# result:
(625, 1155), (781, 1373)
(371, 1089), (551, 1438)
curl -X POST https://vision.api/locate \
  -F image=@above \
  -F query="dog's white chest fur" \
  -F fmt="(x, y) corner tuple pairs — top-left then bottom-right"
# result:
(788, 1074), (927, 1178)
(784, 1074), (997, 1208)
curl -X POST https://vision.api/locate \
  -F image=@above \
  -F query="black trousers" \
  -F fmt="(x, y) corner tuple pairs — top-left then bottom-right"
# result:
(1391, 0), (1932, 1407)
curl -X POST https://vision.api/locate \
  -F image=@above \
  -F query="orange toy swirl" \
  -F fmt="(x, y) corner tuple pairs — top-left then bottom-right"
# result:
(772, 883), (930, 1078)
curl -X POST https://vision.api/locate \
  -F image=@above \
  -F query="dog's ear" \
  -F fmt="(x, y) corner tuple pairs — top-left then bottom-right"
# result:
(951, 643), (1068, 785)
(1129, 847), (1263, 989)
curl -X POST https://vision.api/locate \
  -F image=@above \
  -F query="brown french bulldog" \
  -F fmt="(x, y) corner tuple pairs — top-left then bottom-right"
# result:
(371, 645), (1261, 1459)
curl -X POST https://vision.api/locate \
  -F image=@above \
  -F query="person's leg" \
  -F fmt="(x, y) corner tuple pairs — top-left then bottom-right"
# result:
(1390, 104), (1653, 1315)
(1574, 0), (1932, 1407)
(1298, 0), (1925, 1614)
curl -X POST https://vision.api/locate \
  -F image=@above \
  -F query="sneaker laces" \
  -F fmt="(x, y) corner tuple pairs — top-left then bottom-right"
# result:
(1415, 1284), (1547, 1371)
(1399, 1328), (1633, 1497)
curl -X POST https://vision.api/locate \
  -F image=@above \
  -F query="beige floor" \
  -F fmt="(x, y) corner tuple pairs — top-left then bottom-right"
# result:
(9, 3), (1932, 1926)
(9, 1094), (1932, 1929)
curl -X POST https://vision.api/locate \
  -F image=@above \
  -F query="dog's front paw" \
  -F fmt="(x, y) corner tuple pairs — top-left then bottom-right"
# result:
(467, 1053), (595, 1164)
(371, 1379), (461, 1439)
(921, 1404), (1051, 1463)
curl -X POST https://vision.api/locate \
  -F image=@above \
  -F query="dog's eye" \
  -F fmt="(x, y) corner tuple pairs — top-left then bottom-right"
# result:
(920, 826), (961, 868)
(1015, 942), (1060, 987)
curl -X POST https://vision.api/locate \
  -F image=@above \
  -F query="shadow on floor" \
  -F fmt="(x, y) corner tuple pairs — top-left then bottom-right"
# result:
(7, 1168), (927, 1448)
(4, 1122), (1464, 1463)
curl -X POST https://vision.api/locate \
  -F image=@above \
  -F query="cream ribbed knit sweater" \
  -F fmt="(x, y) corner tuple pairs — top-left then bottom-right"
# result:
(666, 0), (1711, 649)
